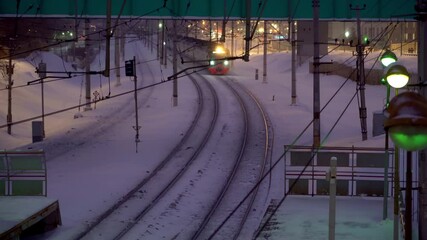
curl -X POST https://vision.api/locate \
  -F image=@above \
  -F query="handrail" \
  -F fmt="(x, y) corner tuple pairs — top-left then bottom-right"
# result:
(0, 150), (47, 196)
(283, 145), (395, 196)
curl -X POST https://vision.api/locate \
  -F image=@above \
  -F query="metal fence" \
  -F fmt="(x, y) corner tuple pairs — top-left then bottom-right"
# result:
(0, 150), (47, 196)
(284, 145), (398, 197)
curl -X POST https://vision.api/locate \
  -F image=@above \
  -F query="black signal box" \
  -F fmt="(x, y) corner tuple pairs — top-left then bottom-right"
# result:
(125, 60), (135, 76)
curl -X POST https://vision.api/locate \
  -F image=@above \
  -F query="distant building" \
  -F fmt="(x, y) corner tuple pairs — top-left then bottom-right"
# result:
(328, 21), (418, 55)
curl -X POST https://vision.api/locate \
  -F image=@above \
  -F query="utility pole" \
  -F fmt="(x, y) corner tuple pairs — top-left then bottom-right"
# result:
(163, 20), (168, 68)
(394, 138), (400, 240)
(172, 19), (178, 107)
(126, 57), (140, 152)
(350, 4), (368, 141)
(145, 20), (148, 47)
(416, 1), (427, 239)
(150, 21), (154, 53)
(73, 0), (78, 61)
(160, 19), (165, 65)
(221, 0), (226, 43)
(405, 151), (413, 240)
(6, 47), (13, 135)
(289, 0), (296, 104)
(209, 20), (212, 42)
(84, 18), (92, 111)
(115, 25), (121, 87)
(193, 21), (197, 60)
(38, 62), (47, 138)
(290, 19), (297, 105)
(263, 20), (267, 83)
(231, 20), (235, 63)
(121, 23), (125, 59)
(244, 0), (251, 62)
(104, 0), (111, 77)
(157, 20), (161, 60)
(7, 0), (20, 135)
(195, 20), (199, 39)
(313, 0), (321, 147)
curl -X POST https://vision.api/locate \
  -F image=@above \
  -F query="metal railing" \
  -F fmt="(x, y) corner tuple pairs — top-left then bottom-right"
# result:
(0, 150), (47, 196)
(284, 145), (395, 197)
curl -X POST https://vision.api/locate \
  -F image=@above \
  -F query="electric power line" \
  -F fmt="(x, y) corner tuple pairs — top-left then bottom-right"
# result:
(0, 4), (167, 61)
(209, 21), (404, 238)
(0, 71), (173, 130)
(0, 58), (158, 92)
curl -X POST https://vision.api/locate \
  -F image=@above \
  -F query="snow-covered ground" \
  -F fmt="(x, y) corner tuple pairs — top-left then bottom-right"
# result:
(0, 36), (418, 239)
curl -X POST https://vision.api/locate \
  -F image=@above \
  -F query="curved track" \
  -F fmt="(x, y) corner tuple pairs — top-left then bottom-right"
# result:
(74, 57), (220, 239)
(190, 76), (274, 240)
(74, 36), (273, 240)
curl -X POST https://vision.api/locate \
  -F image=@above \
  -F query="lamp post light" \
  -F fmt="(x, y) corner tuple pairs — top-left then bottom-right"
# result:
(380, 50), (399, 108)
(380, 49), (398, 68)
(379, 50), (398, 222)
(385, 91), (427, 240)
(344, 30), (350, 38)
(385, 63), (410, 89)
(380, 50), (398, 107)
(379, 53), (410, 239)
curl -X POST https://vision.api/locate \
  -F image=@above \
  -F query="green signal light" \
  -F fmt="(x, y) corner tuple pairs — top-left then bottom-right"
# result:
(384, 92), (427, 151)
(363, 36), (369, 44)
(380, 78), (387, 85)
(390, 126), (427, 151)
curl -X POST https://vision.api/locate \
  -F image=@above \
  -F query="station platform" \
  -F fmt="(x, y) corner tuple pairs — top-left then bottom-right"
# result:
(0, 196), (61, 239)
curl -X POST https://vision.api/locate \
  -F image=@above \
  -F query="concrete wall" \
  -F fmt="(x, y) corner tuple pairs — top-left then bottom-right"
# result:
(297, 20), (329, 62)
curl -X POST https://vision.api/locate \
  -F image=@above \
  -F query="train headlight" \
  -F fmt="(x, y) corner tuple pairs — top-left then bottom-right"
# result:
(224, 60), (229, 66)
(210, 60), (215, 66)
(213, 46), (225, 54)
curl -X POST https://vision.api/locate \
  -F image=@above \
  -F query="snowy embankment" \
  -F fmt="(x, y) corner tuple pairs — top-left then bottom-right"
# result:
(2, 36), (418, 239)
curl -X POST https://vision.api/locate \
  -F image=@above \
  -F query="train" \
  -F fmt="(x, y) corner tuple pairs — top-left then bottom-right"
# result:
(207, 43), (230, 75)
(178, 36), (231, 75)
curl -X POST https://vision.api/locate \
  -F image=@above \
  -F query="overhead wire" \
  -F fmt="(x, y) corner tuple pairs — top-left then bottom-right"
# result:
(161, 7), (245, 78)
(1, 5), (166, 60)
(249, 0), (269, 41)
(110, 0), (128, 37)
(255, 22), (401, 238)
(208, 19), (403, 239)
(0, 58), (158, 92)
(355, 22), (397, 116)
(225, 0), (238, 24)
(0, 70), (175, 130)
(364, 23), (398, 79)
(0, 2), (167, 94)
(207, 57), (361, 239)
(1, 2), (84, 55)
(254, 86), (361, 239)
(330, 22), (395, 69)
(1, 3), (418, 236)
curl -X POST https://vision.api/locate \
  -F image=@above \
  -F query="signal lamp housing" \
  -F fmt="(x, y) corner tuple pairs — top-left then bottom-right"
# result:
(384, 92), (427, 151)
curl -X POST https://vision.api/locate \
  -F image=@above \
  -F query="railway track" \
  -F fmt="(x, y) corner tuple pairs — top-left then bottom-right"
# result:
(74, 58), (220, 239)
(190, 76), (274, 240)
(74, 35), (273, 239)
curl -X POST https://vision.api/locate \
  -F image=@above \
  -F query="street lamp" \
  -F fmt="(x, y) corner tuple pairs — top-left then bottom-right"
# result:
(379, 50), (408, 238)
(385, 91), (427, 240)
(380, 51), (403, 107)
(380, 49), (397, 67)
(385, 63), (410, 89)
(344, 30), (350, 38)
